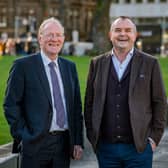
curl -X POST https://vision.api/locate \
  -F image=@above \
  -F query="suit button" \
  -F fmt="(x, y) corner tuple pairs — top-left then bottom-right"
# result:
(116, 104), (120, 108)
(116, 114), (120, 118)
(117, 135), (121, 139)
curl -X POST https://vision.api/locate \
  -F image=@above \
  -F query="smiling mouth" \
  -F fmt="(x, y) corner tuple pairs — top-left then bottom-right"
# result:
(118, 38), (128, 41)
(118, 40), (129, 44)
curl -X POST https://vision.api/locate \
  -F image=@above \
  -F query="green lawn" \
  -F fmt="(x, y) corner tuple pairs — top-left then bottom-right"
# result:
(159, 57), (168, 93)
(0, 56), (18, 144)
(0, 55), (167, 145)
(0, 55), (91, 144)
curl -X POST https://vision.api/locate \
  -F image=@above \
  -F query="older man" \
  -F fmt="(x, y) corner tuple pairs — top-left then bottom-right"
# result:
(4, 17), (83, 168)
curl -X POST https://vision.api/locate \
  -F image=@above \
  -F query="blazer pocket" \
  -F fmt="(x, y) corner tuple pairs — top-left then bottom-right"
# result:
(136, 74), (150, 90)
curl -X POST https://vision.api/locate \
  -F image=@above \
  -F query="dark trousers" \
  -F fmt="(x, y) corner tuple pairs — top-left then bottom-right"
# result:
(96, 142), (153, 168)
(21, 131), (70, 168)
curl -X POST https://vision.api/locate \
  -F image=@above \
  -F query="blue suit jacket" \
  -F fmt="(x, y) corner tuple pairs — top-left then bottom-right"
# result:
(4, 53), (83, 155)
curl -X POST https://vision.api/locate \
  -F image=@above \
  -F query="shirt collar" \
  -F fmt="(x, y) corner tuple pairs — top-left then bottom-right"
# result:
(40, 50), (59, 67)
(111, 47), (134, 60)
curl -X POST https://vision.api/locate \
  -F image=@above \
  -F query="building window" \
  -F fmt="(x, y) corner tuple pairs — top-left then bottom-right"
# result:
(54, 9), (59, 16)
(0, 8), (7, 27)
(72, 10), (79, 30)
(49, 9), (54, 16)
(0, 16), (7, 27)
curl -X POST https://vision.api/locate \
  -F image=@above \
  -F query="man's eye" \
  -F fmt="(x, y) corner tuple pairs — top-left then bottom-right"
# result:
(126, 29), (132, 32)
(115, 29), (121, 32)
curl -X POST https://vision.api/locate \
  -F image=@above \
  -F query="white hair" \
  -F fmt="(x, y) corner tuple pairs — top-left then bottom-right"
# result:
(38, 17), (64, 36)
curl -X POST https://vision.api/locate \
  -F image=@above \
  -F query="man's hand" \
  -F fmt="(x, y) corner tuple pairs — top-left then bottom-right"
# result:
(73, 145), (83, 160)
(148, 137), (156, 152)
(149, 140), (156, 152)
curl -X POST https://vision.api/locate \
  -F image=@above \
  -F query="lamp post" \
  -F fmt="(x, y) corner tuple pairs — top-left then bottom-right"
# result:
(161, 16), (166, 57)
(14, 16), (20, 39)
(161, 10), (168, 57)
(59, 0), (64, 25)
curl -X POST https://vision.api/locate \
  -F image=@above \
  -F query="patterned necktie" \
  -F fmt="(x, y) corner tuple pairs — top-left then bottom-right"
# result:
(48, 62), (65, 128)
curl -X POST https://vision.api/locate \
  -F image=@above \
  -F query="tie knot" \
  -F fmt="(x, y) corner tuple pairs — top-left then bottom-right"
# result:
(48, 62), (56, 69)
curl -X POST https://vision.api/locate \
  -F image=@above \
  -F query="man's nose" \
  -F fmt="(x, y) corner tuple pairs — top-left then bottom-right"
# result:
(120, 30), (126, 35)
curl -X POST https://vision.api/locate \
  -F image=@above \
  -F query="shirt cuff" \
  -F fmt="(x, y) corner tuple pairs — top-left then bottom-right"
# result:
(148, 137), (156, 145)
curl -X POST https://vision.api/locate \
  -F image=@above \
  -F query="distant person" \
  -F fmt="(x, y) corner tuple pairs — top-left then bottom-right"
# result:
(0, 40), (3, 55)
(69, 43), (75, 55)
(5, 38), (16, 55)
(15, 38), (26, 56)
(84, 16), (167, 168)
(4, 17), (83, 168)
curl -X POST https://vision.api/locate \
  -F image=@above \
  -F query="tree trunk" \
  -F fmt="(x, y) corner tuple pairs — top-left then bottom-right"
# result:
(92, 0), (112, 55)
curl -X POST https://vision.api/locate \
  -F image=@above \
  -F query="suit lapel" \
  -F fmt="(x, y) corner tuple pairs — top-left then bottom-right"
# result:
(129, 49), (143, 95)
(58, 58), (70, 113)
(35, 53), (52, 106)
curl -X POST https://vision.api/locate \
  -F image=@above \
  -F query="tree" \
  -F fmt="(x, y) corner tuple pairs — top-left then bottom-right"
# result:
(92, 0), (112, 55)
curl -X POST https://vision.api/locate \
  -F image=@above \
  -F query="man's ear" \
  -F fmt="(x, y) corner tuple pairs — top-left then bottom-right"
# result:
(108, 31), (112, 41)
(38, 35), (41, 44)
(135, 32), (138, 41)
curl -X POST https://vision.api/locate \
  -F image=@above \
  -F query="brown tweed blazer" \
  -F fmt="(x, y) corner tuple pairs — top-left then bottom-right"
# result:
(84, 48), (167, 153)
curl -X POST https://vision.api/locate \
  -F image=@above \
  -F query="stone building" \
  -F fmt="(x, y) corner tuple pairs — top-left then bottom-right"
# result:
(0, 0), (96, 41)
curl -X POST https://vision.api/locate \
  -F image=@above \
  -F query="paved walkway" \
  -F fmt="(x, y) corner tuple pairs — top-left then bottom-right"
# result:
(0, 129), (168, 168)
(70, 128), (168, 168)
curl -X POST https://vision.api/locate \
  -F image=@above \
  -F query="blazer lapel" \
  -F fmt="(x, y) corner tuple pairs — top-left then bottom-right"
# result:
(111, 60), (119, 81)
(100, 52), (112, 103)
(129, 49), (143, 95)
(35, 54), (52, 106)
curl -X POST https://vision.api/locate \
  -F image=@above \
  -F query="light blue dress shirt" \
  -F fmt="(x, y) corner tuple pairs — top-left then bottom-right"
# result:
(111, 48), (134, 81)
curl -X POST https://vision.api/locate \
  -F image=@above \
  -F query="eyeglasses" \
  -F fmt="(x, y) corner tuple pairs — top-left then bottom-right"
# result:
(42, 33), (64, 39)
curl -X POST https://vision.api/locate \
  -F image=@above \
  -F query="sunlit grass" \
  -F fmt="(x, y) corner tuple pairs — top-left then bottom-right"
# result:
(0, 55), (167, 145)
